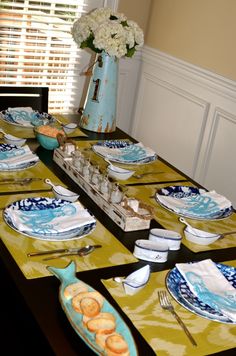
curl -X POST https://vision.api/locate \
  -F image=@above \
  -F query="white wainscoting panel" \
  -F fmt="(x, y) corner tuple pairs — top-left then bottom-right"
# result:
(199, 108), (236, 204)
(132, 46), (236, 206)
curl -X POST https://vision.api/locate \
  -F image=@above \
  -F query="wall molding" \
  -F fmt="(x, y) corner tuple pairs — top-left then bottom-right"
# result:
(131, 45), (236, 205)
(142, 46), (236, 101)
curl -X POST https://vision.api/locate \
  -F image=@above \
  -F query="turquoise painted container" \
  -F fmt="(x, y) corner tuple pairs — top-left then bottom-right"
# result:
(80, 51), (118, 133)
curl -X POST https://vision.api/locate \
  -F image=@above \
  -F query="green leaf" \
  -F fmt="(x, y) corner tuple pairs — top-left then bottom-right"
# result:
(126, 46), (135, 58)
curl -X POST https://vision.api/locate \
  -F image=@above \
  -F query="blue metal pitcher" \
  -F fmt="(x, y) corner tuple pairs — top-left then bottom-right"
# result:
(79, 51), (118, 133)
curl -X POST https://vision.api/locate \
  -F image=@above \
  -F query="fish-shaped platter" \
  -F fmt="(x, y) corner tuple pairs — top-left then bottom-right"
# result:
(48, 261), (138, 355)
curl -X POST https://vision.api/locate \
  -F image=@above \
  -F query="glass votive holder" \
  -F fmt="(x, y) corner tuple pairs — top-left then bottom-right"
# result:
(82, 159), (91, 178)
(110, 182), (123, 204)
(91, 165), (101, 187)
(99, 174), (111, 195)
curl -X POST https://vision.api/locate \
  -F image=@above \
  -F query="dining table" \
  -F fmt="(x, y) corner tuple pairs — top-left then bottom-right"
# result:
(0, 113), (235, 356)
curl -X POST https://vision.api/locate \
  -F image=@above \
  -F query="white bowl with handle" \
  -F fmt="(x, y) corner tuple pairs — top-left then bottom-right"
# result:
(45, 178), (79, 202)
(107, 163), (134, 180)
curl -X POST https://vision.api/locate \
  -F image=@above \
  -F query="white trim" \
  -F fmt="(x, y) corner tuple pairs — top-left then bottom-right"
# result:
(143, 46), (236, 101)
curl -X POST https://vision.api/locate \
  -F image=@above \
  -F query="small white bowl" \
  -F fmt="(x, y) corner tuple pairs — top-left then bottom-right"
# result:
(184, 226), (219, 245)
(107, 164), (134, 180)
(114, 265), (150, 295)
(133, 239), (168, 263)
(45, 178), (79, 203)
(4, 134), (26, 147)
(149, 228), (182, 250)
(62, 123), (77, 134)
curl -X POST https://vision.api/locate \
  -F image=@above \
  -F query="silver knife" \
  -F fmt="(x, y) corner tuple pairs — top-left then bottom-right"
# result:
(27, 244), (102, 257)
(0, 178), (41, 184)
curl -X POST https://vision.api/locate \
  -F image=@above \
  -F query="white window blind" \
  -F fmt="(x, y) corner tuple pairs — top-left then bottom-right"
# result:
(0, 0), (115, 113)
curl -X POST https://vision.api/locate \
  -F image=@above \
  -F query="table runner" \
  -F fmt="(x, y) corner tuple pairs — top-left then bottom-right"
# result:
(0, 191), (137, 279)
(126, 183), (236, 252)
(74, 140), (187, 184)
(0, 160), (64, 193)
(102, 260), (236, 356)
(0, 114), (87, 138)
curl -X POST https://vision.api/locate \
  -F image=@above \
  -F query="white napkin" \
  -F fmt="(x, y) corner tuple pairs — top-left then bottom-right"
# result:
(156, 190), (232, 218)
(0, 145), (39, 169)
(176, 259), (236, 321)
(7, 107), (37, 127)
(5, 201), (96, 235)
(8, 107), (33, 112)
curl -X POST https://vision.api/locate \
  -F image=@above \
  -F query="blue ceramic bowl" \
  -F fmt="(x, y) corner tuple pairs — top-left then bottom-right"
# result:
(34, 129), (60, 150)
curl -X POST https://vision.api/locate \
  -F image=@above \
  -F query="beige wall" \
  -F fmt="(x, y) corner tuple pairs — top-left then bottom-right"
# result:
(118, 0), (152, 34)
(145, 0), (236, 81)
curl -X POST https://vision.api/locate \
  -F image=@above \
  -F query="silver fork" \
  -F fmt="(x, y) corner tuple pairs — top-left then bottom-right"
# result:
(133, 171), (164, 179)
(158, 290), (197, 346)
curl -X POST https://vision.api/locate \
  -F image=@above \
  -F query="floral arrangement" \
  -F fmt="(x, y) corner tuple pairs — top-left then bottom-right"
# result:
(71, 7), (144, 58)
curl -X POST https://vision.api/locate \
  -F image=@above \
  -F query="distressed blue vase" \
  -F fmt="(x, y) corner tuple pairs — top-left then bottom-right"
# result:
(80, 51), (118, 133)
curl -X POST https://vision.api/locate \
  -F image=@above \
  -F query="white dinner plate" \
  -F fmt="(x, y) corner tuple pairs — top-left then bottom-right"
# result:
(92, 140), (157, 165)
(0, 109), (55, 128)
(166, 262), (236, 324)
(4, 197), (96, 241)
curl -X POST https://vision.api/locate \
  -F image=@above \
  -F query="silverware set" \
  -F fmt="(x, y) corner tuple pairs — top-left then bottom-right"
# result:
(133, 171), (164, 179)
(28, 244), (102, 260)
(0, 177), (42, 185)
(158, 290), (197, 346)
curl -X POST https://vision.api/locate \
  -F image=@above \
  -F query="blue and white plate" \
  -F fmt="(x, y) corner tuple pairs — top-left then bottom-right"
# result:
(166, 263), (236, 324)
(0, 143), (39, 171)
(0, 110), (55, 128)
(155, 185), (233, 220)
(4, 197), (96, 241)
(92, 141), (157, 165)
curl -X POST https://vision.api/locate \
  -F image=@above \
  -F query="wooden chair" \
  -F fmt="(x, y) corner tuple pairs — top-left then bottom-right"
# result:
(0, 86), (48, 112)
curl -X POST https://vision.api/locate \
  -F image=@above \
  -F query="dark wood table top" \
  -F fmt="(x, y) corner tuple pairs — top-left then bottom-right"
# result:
(0, 122), (235, 355)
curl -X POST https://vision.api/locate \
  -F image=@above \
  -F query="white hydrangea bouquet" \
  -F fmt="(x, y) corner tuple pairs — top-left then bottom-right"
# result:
(71, 7), (144, 58)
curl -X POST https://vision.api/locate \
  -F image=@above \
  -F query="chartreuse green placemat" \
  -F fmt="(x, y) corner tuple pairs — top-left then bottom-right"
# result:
(0, 160), (64, 193)
(102, 260), (236, 356)
(125, 182), (236, 253)
(0, 114), (87, 138)
(73, 140), (187, 184)
(0, 191), (137, 279)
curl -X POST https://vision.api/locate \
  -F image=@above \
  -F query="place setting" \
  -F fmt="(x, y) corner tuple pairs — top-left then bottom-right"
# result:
(0, 107), (87, 139)
(102, 259), (236, 356)
(0, 142), (39, 171)
(0, 188), (138, 279)
(74, 139), (187, 184)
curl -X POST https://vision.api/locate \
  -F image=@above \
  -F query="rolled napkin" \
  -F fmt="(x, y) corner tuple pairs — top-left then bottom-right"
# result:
(0, 145), (39, 169)
(5, 201), (96, 235)
(93, 142), (157, 163)
(156, 190), (232, 218)
(176, 259), (236, 321)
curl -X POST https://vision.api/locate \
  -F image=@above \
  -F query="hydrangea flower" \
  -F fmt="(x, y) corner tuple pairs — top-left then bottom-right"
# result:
(71, 7), (144, 58)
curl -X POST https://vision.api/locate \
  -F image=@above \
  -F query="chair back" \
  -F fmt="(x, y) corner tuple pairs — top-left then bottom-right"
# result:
(0, 86), (48, 112)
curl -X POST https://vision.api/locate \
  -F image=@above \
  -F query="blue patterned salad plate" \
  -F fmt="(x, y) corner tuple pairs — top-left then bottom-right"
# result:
(4, 197), (96, 241)
(0, 109), (55, 128)
(155, 185), (233, 220)
(166, 262), (236, 324)
(48, 261), (138, 355)
(0, 143), (38, 171)
(92, 140), (157, 165)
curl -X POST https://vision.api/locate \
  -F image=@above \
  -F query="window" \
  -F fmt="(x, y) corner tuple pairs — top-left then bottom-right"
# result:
(0, 0), (116, 113)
